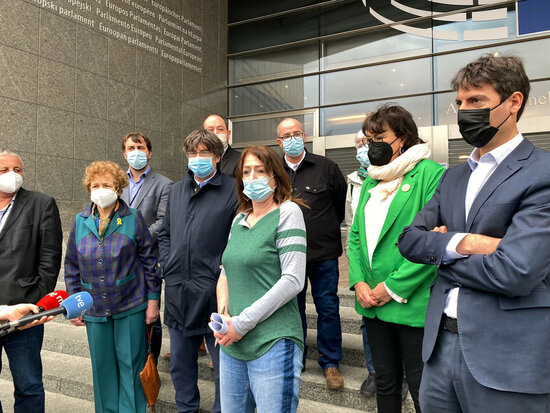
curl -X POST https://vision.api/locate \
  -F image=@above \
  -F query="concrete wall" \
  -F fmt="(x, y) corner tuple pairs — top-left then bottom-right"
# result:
(0, 0), (227, 236)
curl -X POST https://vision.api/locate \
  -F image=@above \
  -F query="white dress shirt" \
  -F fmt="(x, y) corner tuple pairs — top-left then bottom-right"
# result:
(0, 192), (17, 233)
(443, 133), (524, 318)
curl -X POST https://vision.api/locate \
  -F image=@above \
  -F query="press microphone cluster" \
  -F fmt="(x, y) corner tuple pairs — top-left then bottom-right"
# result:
(37, 290), (69, 311)
(0, 291), (94, 337)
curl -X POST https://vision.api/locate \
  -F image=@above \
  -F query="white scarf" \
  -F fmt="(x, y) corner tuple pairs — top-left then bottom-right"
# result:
(367, 144), (431, 201)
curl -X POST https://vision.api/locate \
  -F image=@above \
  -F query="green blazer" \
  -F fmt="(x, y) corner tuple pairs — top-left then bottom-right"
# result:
(348, 159), (444, 327)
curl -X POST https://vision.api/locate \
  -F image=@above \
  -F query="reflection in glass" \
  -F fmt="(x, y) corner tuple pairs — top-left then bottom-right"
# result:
(321, 96), (432, 136)
(321, 58), (432, 106)
(229, 44), (319, 85)
(322, 27), (431, 71)
(230, 76), (319, 117)
(232, 113), (315, 144)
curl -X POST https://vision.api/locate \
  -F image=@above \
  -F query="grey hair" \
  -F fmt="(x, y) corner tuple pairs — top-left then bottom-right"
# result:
(0, 150), (23, 167)
(183, 129), (224, 157)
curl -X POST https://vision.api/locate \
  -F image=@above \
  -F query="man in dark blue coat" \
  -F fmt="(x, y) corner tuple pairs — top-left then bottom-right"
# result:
(158, 130), (238, 413)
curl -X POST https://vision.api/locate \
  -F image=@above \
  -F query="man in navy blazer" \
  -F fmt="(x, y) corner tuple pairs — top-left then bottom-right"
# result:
(398, 54), (550, 411)
(120, 132), (173, 362)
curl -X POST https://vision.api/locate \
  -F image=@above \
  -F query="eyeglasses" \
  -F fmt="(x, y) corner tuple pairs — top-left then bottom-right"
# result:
(362, 136), (385, 146)
(279, 132), (303, 141)
(186, 150), (213, 158)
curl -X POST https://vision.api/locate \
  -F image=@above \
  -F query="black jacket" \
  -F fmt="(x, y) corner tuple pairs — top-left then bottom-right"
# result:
(0, 188), (62, 305)
(158, 170), (238, 335)
(284, 151), (347, 263)
(220, 145), (241, 177)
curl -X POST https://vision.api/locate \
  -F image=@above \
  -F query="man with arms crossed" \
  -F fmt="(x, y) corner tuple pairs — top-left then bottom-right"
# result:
(398, 54), (550, 411)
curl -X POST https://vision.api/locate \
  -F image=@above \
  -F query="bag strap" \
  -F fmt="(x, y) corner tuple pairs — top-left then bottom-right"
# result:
(146, 324), (154, 354)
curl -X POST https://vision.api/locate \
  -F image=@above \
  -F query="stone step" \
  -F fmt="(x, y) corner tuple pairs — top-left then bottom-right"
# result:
(0, 377), (95, 413)
(0, 347), (382, 412)
(39, 322), (415, 411)
(305, 302), (362, 335)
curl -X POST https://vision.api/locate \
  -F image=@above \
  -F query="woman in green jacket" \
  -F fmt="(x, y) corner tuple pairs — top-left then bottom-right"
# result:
(348, 104), (444, 413)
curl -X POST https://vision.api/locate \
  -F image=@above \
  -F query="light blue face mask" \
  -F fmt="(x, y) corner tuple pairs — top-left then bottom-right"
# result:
(283, 137), (304, 157)
(126, 150), (148, 170)
(188, 156), (215, 178)
(356, 146), (371, 168)
(243, 177), (275, 202)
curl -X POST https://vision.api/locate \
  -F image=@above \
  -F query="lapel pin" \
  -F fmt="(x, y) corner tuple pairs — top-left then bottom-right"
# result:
(402, 184), (411, 192)
(117, 218), (122, 226)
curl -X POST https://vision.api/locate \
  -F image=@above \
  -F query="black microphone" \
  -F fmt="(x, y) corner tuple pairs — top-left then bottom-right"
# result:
(0, 292), (93, 336)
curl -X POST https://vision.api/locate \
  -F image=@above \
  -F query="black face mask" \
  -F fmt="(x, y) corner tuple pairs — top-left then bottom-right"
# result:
(457, 101), (511, 148)
(367, 137), (400, 166)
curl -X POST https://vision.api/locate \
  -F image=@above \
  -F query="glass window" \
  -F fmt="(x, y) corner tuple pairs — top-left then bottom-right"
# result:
(229, 44), (319, 85)
(231, 113), (315, 145)
(230, 75), (319, 117)
(320, 95), (432, 136)
(228, 9), (319, 54)
(321, 58), (432, 106)
(436, 80), (550, 126)
(228, 0), (319, 24)
(322, 27), (432, 72)
(433, 5), (517, 54)
(434, 38), (550, 92)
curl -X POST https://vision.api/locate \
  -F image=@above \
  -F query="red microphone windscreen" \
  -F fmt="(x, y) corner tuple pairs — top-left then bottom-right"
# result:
(36, 290), (69, 311)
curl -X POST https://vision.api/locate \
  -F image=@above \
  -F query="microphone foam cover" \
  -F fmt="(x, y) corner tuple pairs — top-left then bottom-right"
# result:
(36, 290), (69, 310)
(61, 292), (94, 319)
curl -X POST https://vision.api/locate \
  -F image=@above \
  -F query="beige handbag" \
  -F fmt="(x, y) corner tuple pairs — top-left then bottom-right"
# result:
(140, 325), (161, 412)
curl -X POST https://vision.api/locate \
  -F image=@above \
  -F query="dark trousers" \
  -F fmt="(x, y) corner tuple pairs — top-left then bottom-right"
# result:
(169, 329), (220, 413)
(363, 317), (423, 413)
(0, 325), (45, 413)
(421, 329), (550, 413)
(297, 259), (342, 369)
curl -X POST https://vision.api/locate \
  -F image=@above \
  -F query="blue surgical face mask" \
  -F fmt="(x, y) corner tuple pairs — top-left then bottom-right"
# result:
(243, 177), (275, 202)
(126, 150), (148, 170)
(188, 157), (215, 178)
(356, 146), (371, 168)
(283, 137), (304, 157)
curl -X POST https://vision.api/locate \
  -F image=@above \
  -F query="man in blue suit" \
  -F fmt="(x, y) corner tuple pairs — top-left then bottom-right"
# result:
(398, 54), (550, 412)
(120, 132), (173, 362)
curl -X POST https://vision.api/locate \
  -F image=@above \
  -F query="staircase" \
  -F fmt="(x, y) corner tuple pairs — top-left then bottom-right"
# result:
(0, 266), (416, 412)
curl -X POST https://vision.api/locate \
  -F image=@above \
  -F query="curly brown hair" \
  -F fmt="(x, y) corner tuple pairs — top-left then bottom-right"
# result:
(82, 161), (128, 195)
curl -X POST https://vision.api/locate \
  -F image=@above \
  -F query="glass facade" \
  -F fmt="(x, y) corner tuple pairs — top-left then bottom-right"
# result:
(228, 0), (550, 165)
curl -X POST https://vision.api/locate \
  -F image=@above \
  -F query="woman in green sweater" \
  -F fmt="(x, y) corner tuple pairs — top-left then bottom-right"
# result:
(214, 145), (307, 413)
(348, 104), (444, 413)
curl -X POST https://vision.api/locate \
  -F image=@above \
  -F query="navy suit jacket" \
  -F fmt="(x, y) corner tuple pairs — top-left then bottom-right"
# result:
(121, 169), (173, 244)
(398, 138), (550, 394)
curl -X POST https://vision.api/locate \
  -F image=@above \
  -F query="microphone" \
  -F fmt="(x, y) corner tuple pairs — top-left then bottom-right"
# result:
(0, 292), (94, 336)
(36, 290), (69, 311)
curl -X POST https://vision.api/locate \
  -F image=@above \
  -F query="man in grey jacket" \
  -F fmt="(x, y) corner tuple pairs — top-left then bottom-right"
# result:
(120, 132), (173, 361)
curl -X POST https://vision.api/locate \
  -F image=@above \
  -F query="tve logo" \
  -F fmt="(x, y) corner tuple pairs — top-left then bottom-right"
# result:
(361, 0), (511, 41)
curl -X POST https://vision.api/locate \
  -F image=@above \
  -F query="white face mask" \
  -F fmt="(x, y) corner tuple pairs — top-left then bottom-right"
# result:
(0, 171), (23, 194)
(90, 188), (118, 208)
(216, 133), (228, 147)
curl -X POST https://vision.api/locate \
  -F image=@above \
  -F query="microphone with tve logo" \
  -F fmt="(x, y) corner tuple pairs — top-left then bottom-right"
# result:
(36, 290), (69, 311)
(0, 292), (94, 336)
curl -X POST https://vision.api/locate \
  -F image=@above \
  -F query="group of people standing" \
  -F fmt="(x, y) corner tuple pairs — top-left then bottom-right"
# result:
(1, 53), (550, 413)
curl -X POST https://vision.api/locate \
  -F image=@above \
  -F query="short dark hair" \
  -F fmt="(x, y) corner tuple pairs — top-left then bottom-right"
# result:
(451, 54), (530, 120)
(183, 129), (224, 157)
(122, 132), (152, 152)
(362, 104), (423, 152)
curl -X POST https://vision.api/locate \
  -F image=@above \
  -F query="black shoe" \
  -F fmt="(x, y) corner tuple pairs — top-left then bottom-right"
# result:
(401, 380), (409, 401)
(360, 373), (376, 397)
